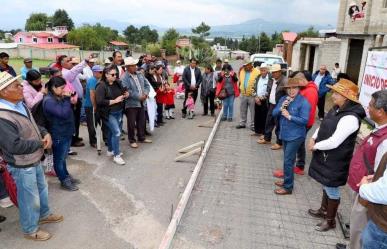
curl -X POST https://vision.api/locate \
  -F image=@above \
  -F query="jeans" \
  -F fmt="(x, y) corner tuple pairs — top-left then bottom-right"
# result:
(202, 91), (215, 115)
(323, 186), (340, 200)
(52, 137), (71, 182)
(223, 95), (235, 119)
(361, 219), (387, 249)
(7, 164), (50, 234)
(107, 110), (122, 156)
(282, 138), (304, 191)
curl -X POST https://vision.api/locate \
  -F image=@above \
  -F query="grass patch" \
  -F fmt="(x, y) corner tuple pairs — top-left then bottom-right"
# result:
(9, 58), (53, 75)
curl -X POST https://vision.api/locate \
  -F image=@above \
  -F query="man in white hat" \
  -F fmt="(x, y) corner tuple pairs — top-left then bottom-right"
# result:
(252, 63), (272, 136)
(0, 72), (63, 240)
(258, 64), (287, 150)
(121, 57), (152, 148)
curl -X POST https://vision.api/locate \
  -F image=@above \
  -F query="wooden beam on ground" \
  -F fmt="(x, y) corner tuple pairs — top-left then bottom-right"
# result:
(158, 108), (224, 249)
(174, 147), (202, 162)
(177, 141), (205, 153)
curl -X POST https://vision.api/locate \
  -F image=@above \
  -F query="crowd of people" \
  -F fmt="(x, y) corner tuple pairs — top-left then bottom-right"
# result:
(0, 50), (386, 248)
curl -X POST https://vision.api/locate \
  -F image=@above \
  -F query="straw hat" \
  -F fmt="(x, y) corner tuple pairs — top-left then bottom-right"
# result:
(327, 78), (360, 103)
(282, 77), (306, 88)
(0, 72), (21, 91)
(270, 64), (282, 73)
(124, 57), (139, 66)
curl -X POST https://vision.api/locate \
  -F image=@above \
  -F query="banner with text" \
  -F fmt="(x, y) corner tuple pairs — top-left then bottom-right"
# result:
(359, 51), (387, 108)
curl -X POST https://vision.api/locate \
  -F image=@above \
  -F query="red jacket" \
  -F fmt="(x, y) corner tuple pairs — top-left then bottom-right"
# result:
(165, 89), (175, 105)
(215, 72), (240, 98)
(300, 82), (318, 128)
(156, 88), (166, 104)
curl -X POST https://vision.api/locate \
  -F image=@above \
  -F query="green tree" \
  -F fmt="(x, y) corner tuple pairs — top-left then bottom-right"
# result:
(124, 25), (139, 44)
(67, 24), (119, 50)
(138, 26), (158, 43)
(192, 22), (211, 38)
(298, 26), (319, 38)
(52, 9), (74, 30)
(161, 28), (180, 55)
(25, 13), (48, 31)
(271, 31), (284, 48)
(259, 32), (272, 53)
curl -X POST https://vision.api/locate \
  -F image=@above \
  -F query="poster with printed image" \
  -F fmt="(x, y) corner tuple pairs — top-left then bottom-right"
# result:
(348, 1), (367, 21)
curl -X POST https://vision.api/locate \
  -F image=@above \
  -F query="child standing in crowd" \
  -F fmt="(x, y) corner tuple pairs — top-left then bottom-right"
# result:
(164, 83), (175, 119)
(186, 92), (195, 119)
(43, 76), (81, 191)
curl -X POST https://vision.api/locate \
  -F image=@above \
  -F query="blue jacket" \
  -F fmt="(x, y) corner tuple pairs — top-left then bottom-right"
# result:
(121, 72), (151, 108)
(43, 94), (74, 139)
(273, 94), (310, 141)
(312, 71), (334, 98)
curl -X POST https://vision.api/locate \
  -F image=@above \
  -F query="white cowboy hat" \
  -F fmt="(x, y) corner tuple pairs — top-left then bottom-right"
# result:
(0, 72), (21, 91)
(270, 64), (282, 73)
(124, 57), (139, 66)
(104, 58), (112, 64)
(260, 63), (269, 69)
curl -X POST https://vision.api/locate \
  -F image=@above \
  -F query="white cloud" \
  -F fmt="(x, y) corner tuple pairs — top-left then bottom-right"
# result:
(0, 0), (339, 30)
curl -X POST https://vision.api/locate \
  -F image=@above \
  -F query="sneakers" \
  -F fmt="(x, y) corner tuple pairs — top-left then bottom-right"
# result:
(0, 197), (14, 208)
(24, 229), (52, 241)
(39, 214), (64, 225)
(271, 143), (282, 150)
(107, 151), (123, 157)
(61, 178), (79, 191)
(236, 124), (246, 129)
(113, 155), (125, 165)
(293, 166), (305, 175)
(221, 117), (227, 121)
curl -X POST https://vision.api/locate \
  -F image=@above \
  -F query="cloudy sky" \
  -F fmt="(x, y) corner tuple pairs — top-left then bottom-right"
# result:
(2, 0), (339, 30)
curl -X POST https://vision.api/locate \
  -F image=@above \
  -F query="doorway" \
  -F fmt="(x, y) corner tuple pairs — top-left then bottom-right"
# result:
(308, 46), (316, 73)
(347, 39), (364, 83)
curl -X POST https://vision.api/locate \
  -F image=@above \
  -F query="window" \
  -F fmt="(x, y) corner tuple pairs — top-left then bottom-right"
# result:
(48, 37), (53, 43)
(19, 37), (23, 43)
(32, 37), (37, 43)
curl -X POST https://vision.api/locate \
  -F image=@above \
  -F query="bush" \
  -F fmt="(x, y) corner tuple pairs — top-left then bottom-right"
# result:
(146, 43), (161, 57)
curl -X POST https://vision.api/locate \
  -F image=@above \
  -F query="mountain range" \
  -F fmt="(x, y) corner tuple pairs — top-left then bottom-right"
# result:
(96, 18), (333, 38)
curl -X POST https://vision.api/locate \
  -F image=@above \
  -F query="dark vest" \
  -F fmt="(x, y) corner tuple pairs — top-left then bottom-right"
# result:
(367, 153), (387, 233)
(308, 104), (365, 187)
(347, 125), (387, 192)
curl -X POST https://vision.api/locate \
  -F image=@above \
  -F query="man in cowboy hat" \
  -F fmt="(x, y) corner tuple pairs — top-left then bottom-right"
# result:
(236, 61), (260, 130)
(0, 72), (63, 240)
(121, 57), (152, 148)
(258, 64), (288, 150)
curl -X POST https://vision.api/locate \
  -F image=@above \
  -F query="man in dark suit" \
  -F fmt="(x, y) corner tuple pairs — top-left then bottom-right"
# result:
(182, 58), (202, 118)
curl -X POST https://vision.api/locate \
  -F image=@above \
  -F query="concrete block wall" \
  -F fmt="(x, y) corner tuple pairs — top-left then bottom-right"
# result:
(317, 40), (342, 73)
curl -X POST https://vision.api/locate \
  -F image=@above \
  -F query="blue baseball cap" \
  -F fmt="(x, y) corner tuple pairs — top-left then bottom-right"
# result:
(92, 65), (103, 72)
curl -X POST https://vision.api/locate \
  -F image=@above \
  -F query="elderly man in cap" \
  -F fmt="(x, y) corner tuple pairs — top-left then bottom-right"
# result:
(0, 72), (63, 240)
(236, 61), (260, 130)
(122, 57), (152, 148)
(252, 63), (271, 136)
(20, 58), (36, 80)
(258, 64), (287, 150)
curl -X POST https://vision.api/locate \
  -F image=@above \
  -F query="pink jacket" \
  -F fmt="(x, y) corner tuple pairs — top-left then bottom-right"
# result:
(185, 97), (195, 111)
(22, 80), (44, 109)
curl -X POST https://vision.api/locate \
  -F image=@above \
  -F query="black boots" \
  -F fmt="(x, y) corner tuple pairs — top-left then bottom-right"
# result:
(308, 190), (328, 218)
(315, 198), (340, 232)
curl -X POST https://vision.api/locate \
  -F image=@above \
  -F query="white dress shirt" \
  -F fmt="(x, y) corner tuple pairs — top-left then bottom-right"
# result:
(269, 79), (278, 104)
(190, 67), (196, 87)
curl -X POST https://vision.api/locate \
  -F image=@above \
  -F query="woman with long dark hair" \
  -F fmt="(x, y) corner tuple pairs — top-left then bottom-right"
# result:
(43, 76), (80, 191)
(96, 66), (128, 165)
